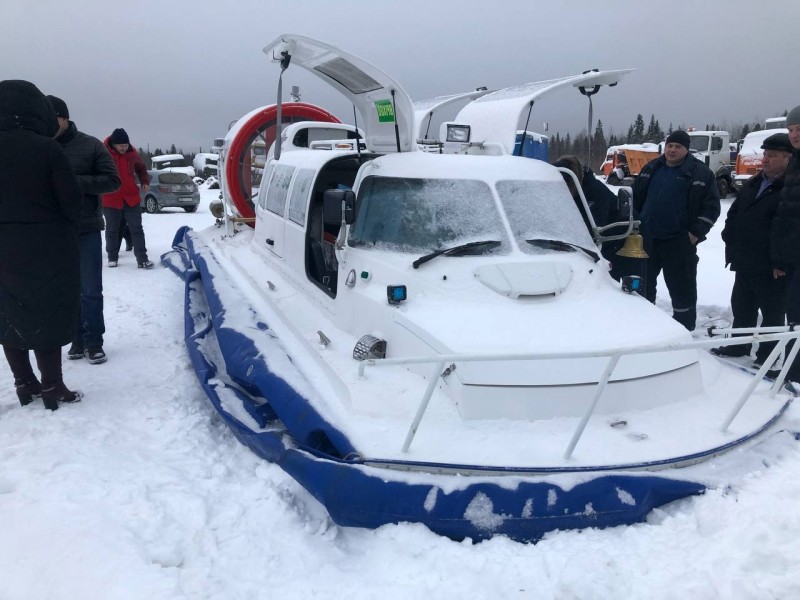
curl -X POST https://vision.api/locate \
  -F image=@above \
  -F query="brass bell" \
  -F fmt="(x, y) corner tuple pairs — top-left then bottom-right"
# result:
(209, 199), (225, 219)
(616, 229), (649, 259)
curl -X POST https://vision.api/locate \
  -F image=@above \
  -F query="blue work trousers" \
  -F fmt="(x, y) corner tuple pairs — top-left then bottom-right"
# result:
(74, 230), (105, 348)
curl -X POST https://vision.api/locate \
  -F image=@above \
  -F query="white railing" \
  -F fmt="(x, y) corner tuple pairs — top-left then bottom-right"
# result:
(356, 327), (800, 457)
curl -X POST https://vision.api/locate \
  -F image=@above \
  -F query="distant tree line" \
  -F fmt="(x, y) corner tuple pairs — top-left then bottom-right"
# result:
(136, 144), (199, 170)
(551, 108), (790, 172)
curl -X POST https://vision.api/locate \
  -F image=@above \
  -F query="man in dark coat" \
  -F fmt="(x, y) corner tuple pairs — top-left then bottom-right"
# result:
(553, 155), (612, 234)
(770, 105), (800, 381)
(633, 130), (720, 330)
(102, 128), (153, 268)
(0, 80), (83, 409)
(714, 133), (793, 367)
(49, 95), (120, 365)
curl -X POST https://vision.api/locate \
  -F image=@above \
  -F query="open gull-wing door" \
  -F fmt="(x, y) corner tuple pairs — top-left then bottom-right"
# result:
(263, 34), (415, 153)
(413, 89), (492, 142)
(454, 69), (634, 154)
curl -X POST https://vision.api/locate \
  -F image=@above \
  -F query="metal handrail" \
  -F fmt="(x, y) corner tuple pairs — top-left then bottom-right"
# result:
(357, 328), (800, 456)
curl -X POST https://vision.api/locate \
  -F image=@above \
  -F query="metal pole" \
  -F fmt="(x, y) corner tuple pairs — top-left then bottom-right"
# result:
(720, 339), (788, 431)
(587, 95), (593, 169)
(402, 361), (445, 453)
(564, 353), (621, 459)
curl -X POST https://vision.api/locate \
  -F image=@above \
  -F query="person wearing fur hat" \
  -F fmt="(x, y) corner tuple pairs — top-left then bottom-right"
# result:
(49, 95), (121, 366)
(770, 106), (800, 381)
(102, 128), (154, 269)
(0, 80), (84, 409)
(632, 130), (720, 330)
(714, 133), (793, 369)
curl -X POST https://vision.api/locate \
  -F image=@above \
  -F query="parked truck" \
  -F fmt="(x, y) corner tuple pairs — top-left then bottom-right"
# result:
(733, 127), (789, 193)
(687, 130), (734, 197)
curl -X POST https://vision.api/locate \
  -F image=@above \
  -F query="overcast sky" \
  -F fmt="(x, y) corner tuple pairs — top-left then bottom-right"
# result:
(3, 0), (798, 153)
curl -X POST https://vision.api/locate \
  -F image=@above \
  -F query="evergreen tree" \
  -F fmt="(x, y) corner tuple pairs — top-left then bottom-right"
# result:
(625, 125), (634, 144)
(645, 115), (664, 143)
(631, 114), (645, 144)
(591, 120), (607, 171)
(740, 124), (750, 139)
(169, 143), (177, 155)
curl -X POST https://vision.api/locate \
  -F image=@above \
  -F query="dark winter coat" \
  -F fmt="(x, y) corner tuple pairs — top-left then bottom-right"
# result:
(102, 139), (149, 209)
(633, 154), (720, 243)
(771, 152), (800, 267)
(579, 167), (613, 229)
(722, 171), (784, 273)
(0, 80), (82, 349)
(56, 121), (120, 233)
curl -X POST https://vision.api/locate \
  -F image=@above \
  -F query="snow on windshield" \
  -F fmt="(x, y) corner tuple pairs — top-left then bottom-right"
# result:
(349, 176), (509, 253)
(497, 180), (595, 251)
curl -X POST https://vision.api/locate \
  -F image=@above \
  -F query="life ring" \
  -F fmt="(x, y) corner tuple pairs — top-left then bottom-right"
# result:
(223, 103), (340, 223)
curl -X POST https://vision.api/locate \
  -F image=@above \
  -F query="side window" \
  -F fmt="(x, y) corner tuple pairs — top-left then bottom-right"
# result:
(288, 169), (315, 225)
(265, 164), (295, 216)
(257, 163), (276, 209)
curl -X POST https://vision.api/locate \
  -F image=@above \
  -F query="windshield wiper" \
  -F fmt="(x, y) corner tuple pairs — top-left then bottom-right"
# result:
(412, 240), (501, 269)
(525, 238), (600, 263)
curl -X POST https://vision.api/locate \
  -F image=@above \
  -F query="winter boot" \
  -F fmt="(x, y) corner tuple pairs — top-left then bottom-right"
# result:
(108, 260), (118, 268)
(85, 347), (107, 365)
(41, 382), (83, 410)
(711, 344), (751, 358)
(137, 259), (155, 269)
(15, 378), (42, 407)
(67, 341), (85, 360)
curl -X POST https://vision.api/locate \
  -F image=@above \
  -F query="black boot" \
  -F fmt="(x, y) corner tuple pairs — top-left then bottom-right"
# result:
(34, 347), (81, 410)
(15, 378), (42, 407)
(41, 381), (83, 410)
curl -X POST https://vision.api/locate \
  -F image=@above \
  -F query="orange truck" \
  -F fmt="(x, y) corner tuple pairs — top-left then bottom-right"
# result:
(733, 128), (788, 193)
(600, 143), (661, 185)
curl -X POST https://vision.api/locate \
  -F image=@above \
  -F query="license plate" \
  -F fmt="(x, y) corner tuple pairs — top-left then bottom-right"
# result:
(178, 197), (194, 203)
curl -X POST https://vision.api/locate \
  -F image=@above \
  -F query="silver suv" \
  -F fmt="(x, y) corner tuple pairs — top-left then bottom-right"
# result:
(140, 171), (200, 213)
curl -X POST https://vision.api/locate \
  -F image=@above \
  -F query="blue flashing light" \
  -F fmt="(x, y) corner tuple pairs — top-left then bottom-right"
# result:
(387, 285), (407, 305)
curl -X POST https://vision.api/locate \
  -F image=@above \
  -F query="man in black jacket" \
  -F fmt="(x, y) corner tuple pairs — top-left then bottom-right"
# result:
(49, 95), (120, 365)
(633, 130), (720, 330)
(771, 105), (800, 381)
(714, 133), (792, 367)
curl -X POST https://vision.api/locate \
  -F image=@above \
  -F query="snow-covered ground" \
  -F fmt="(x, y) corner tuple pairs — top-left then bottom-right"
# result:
(1, 191), (799, 599)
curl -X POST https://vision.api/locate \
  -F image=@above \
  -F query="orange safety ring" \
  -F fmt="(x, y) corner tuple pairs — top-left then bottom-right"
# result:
(224, 102), (341, 223)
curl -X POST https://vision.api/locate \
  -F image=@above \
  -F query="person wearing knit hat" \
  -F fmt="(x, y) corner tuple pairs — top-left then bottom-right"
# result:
(664, 130), (691, 151)
(50, 93), (121, 365)
(713, 131), (792, 368)
(103, 129), (154, 270)
(109, 128), (129, 146)
(46, 95), (68, 119)
(631, 130), (720, 331)
(770, 105), (800, 383)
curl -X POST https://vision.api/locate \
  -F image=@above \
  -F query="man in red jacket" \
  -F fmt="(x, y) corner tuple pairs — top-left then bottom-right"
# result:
(103, 128), (154, 268)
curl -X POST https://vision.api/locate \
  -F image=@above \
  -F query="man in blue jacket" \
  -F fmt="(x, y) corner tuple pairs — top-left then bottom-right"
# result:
(633, 130), (720, 330)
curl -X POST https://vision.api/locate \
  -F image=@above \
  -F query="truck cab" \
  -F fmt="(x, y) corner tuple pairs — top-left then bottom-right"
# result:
(687, 130), (733, 197)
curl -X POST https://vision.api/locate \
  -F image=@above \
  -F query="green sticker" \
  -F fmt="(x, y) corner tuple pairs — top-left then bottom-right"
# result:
(374, 100), (395, 123)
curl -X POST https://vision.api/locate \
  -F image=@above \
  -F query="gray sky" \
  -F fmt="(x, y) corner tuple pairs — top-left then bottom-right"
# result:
(3, 0), (798, 152)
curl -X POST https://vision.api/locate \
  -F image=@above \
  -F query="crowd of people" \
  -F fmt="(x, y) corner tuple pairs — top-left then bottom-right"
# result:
(557, 110), (800, 381)
(2, 75), (800, 409)
(0, 79), (154, 410)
